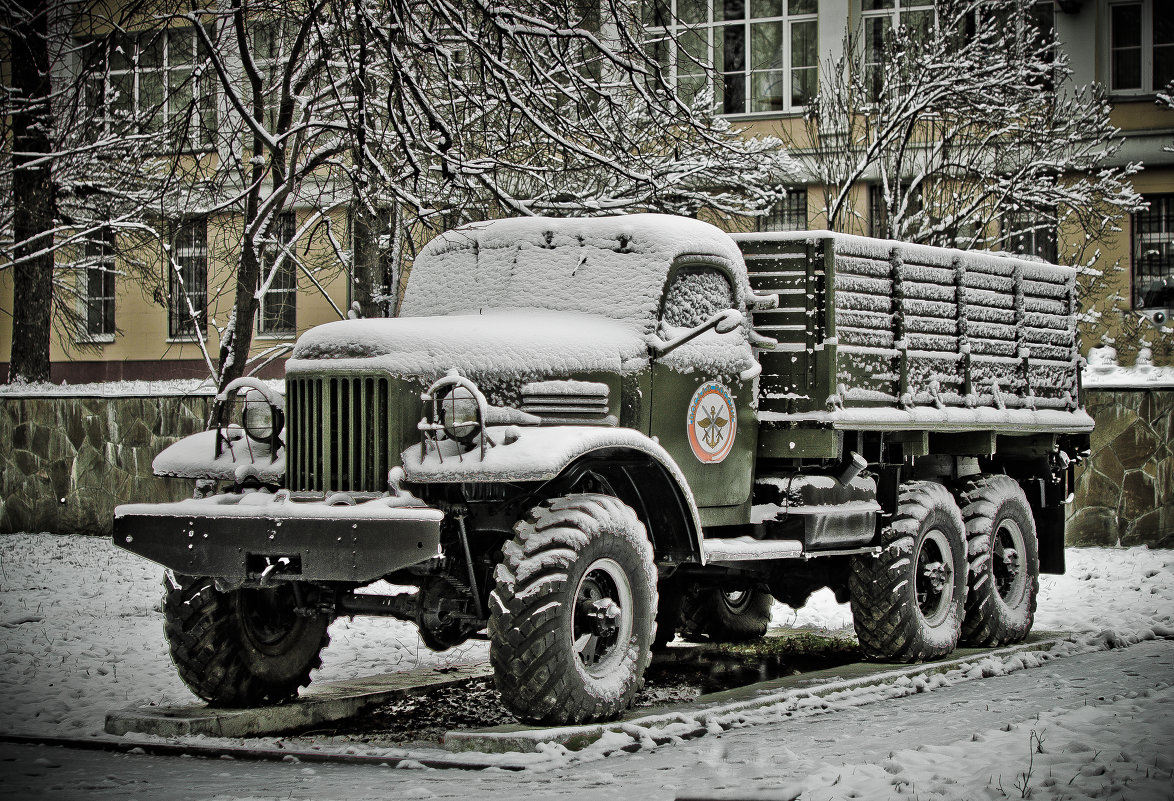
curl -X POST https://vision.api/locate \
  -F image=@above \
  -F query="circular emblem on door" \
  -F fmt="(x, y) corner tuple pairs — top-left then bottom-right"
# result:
(687, 381), (736, 463)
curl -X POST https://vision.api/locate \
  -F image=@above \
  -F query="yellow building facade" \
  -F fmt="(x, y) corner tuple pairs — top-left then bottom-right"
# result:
(2, 0), (1172, 380)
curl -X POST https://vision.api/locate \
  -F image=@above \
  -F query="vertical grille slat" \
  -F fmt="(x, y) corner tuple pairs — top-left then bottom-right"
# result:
(287, 374), (394, 493)
(339, 378), (350, 491)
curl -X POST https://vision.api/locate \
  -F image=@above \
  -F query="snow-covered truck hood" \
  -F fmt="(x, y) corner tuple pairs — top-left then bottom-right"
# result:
(285, 310), (650, 379)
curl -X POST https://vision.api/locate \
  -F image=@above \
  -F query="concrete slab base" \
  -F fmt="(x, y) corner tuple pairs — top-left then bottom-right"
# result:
(442, 634), (1067, 754)
(104, 661), (492, 739)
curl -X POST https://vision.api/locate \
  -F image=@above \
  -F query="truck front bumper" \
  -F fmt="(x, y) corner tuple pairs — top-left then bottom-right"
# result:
(113, 492), (443, 584)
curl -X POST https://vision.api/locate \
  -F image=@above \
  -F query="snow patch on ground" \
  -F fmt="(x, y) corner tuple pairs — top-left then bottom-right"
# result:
(0, 537), (1170, 750)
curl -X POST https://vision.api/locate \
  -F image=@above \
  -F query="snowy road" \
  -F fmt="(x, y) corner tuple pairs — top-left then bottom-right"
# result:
(1, 536), (1173, 799)
(3, 637), (1173, 800)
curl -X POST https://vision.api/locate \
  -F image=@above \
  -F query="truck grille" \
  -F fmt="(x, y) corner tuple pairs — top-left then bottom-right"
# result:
(286, 376), (393, 492)
(520, 380), (613, 424)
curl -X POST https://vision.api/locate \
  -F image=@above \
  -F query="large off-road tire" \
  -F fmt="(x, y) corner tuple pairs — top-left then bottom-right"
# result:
(849, 481), (967, 662)
(956, 474), (1039, 647)
(679, 586), (773, 643)
(489, 494), (657, 724)
(163, 575), (331, 707)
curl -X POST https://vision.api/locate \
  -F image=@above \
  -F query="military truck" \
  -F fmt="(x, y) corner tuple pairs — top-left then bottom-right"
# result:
(114, 214), (1091, 724)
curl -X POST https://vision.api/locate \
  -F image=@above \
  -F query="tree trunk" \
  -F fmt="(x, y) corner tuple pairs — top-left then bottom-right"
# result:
(7, 0), (55, 384)
(351, 205), (388, 318)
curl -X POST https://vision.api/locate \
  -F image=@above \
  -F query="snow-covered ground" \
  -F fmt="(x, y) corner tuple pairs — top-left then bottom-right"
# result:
(1, 535), (1173, 801)
(1, 534), (1170, 745)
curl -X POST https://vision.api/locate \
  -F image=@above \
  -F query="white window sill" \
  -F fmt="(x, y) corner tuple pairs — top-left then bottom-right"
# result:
(256, 333), (296, 341)
(75, 333), (115, 344)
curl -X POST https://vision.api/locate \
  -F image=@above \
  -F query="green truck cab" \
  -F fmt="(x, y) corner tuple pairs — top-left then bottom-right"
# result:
(114, 214), (1091, 723)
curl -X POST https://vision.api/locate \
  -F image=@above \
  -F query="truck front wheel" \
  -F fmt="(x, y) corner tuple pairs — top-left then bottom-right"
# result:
(679, 586), (773, 643)
(489, 494), (657, 724)
(163, 575), (331, 707)
(957, 474), (1039, 646)
(849, 481), (967, 662)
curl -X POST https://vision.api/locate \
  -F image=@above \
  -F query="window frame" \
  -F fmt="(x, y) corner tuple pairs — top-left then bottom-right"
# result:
(758, 187), (808, 231)
(859, 0), (936, 101)
(644, 0), (819, 117)
(258, 211), (298, 338)
(77, 227), (117, 342)
(81, 25), (217, 152)
(168, 217), (209, 341)
(1004, 209), (1058, 264)
(1108, 0), (1174, 96)
(1132, 193), (1174, 310)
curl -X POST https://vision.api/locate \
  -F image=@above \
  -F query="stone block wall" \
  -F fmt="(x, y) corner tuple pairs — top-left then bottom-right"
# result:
(1068, 388), (1174, 547)
(2, 389), (1171, 544)
(0, 394), (213, 535)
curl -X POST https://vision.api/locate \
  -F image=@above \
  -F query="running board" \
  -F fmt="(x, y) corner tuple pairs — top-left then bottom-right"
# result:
(701, 536), (879, 564)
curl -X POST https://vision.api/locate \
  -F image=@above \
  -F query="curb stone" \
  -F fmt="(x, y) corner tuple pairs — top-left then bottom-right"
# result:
(104, 661), (492, 739)
(442, 635), (1068, 754)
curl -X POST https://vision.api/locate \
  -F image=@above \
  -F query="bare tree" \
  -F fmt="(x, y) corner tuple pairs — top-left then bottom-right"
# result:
(174, 0), (795, 423)
(4, 0), (794, 402)
(1, 0), (199, 382)
(788, 0), (1138, 265)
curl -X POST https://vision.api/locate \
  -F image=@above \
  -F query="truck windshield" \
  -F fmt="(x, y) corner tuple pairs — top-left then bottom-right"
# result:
(400, 239), (674, 331)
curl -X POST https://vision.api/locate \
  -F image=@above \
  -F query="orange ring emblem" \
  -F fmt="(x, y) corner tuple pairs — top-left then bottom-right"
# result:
(687, 381), (736, 463)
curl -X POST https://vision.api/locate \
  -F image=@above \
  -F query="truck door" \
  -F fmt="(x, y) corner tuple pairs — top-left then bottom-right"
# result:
(649, 262), (758, 520)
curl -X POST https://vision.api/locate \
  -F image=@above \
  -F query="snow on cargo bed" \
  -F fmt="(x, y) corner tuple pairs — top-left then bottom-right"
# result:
(733, 229), (1079, 280)
(399, 214), (749, 331)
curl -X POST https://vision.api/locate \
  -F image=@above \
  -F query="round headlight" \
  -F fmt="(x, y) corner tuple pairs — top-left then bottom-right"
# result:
(242, 390), (276, 441)
(439, 385), (480, 443)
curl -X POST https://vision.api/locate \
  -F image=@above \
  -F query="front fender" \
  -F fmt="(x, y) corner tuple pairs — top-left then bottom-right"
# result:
(153, 426), (285, 484)
(401, 425), (703, 560)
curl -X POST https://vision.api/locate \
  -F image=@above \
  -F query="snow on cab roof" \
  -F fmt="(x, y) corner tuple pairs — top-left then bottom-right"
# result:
(400, 214), (749, 330)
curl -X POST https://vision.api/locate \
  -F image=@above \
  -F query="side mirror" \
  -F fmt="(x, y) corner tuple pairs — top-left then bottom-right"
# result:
(649, 309), (744, 358)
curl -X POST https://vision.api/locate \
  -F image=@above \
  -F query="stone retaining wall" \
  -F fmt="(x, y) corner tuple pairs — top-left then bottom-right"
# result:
(1067, 387), (1174, 547)
(2, 390), (1171, 543)
(0, 394), (212, 535)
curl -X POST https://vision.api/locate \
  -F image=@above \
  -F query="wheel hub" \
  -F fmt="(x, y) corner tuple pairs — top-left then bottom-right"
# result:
(993, 520), (1027, 603)
(580, 597), (622, 638)
(571, 559), (634, 677)
(916, 528), (955, 626)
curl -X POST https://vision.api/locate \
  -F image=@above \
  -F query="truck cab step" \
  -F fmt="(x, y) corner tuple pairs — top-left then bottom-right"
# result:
(702, 536), (804, 563)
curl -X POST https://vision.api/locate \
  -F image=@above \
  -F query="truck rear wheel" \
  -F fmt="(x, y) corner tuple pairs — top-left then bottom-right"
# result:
(488, 494), (657, 724)
(679, 586), (773, 643)
(849, 481), (967, 662)
(957, 474), (1039, 646)
(163, 575), (330, 707)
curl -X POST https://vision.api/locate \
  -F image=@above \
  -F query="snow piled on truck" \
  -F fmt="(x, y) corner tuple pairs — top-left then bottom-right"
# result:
(399, 214), (748, 332)
(288, 310), (647, 383)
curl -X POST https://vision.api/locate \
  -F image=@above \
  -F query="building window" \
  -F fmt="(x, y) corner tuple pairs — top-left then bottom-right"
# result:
(868, 182), (920, 239)
(259, 212), (297, 336)
(81, 228), (116, 339)
(759, 188), (807, 231)
(869, 183), (889, 238)
(1005, 211), (1058, 264)
(644, 0), (818, 115)
(169, 218), (208, 339)
(1110, 1), (1174, 94)
(1133, 194), (1174, 309)
(861, 0), (935, 100)
(83, 26), (217, 150)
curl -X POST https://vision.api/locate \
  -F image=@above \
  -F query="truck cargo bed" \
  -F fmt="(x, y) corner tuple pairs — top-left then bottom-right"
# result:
(733, 232), (1092, 459)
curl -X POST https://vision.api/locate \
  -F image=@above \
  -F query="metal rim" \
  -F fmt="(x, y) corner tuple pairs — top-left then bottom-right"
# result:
(916, 528), (955, 627)
(992, 518), (1027, 606)
(571, 557), (634, 679)
(239, 586), (303, 655)
(721, 589), (752, 613)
